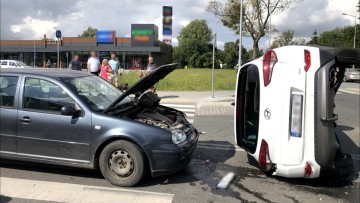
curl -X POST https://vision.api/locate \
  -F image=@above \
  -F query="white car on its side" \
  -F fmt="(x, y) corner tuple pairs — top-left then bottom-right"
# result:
(235, 46), (359, 183)
(0, 60), (32, 68)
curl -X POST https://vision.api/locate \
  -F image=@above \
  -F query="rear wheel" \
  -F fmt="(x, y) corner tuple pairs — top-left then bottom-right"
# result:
(99, 140), (145, 187)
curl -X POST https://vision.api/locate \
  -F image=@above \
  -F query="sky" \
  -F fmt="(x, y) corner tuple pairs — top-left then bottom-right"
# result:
(0, 0), (358, 50)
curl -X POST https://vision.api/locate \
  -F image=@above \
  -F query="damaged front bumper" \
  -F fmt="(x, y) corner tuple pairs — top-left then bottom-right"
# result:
(145, 124), (199, 177)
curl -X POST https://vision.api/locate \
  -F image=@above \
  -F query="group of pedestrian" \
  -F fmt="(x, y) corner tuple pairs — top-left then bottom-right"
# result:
(67, 51), (157, 91)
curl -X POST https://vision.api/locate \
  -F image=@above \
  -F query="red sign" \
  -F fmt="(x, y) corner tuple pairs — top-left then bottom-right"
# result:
(131, 57), (142, 70)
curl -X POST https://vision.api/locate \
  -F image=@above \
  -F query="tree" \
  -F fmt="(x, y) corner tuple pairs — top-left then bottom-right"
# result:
(224, 42), (238, 69)
(223, 41), (249, 68)
(307, 25), (360, 48)
(175, 20), (214, 68)
(78, 26), (97, 37)
(307, 29), (319, 45)
(271, 30), (305, 48)
(207, 0), (303, 59)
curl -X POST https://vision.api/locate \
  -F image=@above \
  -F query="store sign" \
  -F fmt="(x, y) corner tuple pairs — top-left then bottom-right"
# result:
(162, 6), (172, 44)
(130, 57), (142, 70)
(131, 24), (158, 46)
(96, 30), (115, 43)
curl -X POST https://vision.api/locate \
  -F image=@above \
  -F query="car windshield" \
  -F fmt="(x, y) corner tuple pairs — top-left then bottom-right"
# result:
(62, 76), (131, 111)
(15, 61), (28, 66)
(348, 69), (359, 73)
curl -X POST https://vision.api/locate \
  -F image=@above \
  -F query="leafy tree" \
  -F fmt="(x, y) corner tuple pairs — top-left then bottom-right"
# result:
(223, 41), (250, 69)
(224, 42), (238, 69)
(307, 30), (319, 45)
(175, 20), (213, 68)
(207, 0), (303, 59)
(271, 30), (305, 48)
(78, 26), (97, 37)
(306, 25), (360, 48)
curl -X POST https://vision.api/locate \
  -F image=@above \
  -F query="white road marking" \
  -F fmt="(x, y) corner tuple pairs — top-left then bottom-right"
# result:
(338, 89), (360, 95)
(0, 177), (174, 203)
(162, 104), (196, 109)
(174, 108), (196, 113)
(161, 103), (196, 124)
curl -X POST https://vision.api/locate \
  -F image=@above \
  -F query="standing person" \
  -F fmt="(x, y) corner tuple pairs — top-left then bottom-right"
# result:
(109, 53), (120, 87)
(87, 51), (100, 75)
(100, 59), (113, 82)
(46, 59), (51, 68)
(68, 55), (82, 71)
(139, 56), (157, 77)
(139, 56), (158, 92)
(146, 56), (157, 75)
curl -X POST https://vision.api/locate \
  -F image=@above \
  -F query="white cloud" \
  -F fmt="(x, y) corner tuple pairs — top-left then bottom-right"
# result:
(179, 20), (190, 27)
(216, 40), (225, 50)
(1, 0), (358, 50)
(172, 38), (179, 46)
(10, 16), (58, 39)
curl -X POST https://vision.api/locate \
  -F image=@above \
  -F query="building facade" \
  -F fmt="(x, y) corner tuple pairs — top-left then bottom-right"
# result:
(0, 24), (172, 69)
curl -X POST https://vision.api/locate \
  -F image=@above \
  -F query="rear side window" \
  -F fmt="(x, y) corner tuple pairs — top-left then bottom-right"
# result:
(1, 61), (7, 66)
(0, 76), (18, 108)
(9, 62), (16, 67)
(23, 78), (75, 114)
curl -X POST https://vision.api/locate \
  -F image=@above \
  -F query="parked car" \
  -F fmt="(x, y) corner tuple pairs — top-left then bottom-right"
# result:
(343, 68), (360, 82)
(235, 46), (359, 182)
(0, 60), (32, 68)
(0, 64), (199, 186)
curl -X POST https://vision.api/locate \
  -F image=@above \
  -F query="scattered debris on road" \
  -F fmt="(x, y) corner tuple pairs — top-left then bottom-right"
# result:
(216, 172), (236, 190)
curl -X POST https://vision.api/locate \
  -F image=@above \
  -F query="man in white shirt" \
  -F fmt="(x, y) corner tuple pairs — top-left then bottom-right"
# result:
(87, 51), (100, 75)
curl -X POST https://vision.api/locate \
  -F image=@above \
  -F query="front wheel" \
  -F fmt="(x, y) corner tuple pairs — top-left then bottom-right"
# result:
(99, 140), (145, 187)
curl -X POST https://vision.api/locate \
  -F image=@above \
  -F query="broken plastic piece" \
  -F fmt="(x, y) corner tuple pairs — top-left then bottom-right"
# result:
(216, 172), (236, 190)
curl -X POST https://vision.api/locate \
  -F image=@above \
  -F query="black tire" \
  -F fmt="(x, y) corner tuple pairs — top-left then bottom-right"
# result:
(99, 140), (145, 187)
(320, 153), (356, 186)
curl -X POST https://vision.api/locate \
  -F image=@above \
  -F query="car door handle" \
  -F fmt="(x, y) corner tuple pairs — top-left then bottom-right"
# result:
(19, 117), (32, 123)
(321, 114), (338, 122)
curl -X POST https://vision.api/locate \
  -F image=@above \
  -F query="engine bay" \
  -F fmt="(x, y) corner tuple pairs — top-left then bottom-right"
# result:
(111, 92), (187, 129)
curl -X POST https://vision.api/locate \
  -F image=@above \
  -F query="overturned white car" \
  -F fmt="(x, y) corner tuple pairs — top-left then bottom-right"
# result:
(235, 46), (359, 181)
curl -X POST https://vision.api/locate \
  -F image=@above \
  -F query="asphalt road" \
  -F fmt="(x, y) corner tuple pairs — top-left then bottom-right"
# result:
(0, 83), (359, 203)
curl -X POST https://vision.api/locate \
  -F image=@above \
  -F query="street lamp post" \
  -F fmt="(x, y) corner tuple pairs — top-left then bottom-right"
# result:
(238, 0), (243, 69)
(342, 13), (357, 68)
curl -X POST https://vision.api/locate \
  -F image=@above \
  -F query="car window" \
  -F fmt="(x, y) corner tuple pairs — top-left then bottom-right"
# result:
(0, 76), (18, 108)
(1, 61), (8, 66)
(16, 61), (27, 66)
(23, 78), (75, 114)
(9, 62), (16, 67)
(62, 75), (130, 111)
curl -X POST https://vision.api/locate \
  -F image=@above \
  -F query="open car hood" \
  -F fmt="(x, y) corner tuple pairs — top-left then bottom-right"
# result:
(104, 63), (178, 113)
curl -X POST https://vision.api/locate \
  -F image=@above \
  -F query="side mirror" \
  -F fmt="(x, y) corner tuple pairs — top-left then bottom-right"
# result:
(61, 106), (76, 116)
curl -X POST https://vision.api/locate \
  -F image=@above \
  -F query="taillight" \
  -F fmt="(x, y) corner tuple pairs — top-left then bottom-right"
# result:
(290, 94), (303, 137)
(258, 139), (273, 171)
(304, 49), (311, 72)
(263, 49), (278, 87)
(304, 162), (312, 177)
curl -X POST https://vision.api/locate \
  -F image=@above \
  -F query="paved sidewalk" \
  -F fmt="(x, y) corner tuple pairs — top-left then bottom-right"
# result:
(158, 91), (235, 115)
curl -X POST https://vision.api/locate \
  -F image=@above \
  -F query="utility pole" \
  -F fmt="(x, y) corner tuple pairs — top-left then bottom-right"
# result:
(342, 13), (357, 68)
(55, 30), (62, 68)
(33, 40), (35, 67)
(212, 33), (216, 98)
(238, 0), (243, 69)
